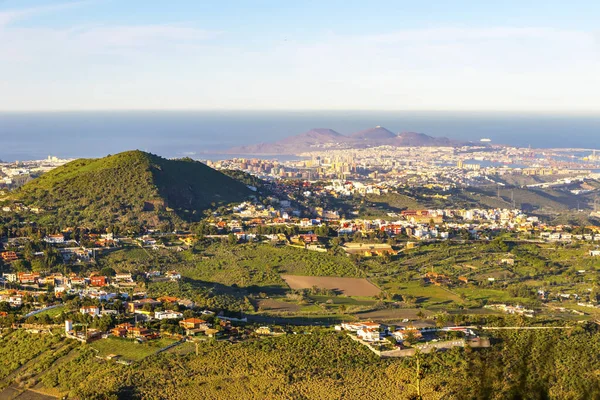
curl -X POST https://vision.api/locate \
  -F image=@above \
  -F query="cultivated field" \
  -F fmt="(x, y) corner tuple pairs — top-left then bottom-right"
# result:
(257, 299), (301, 312)
(281, 275), (381, 296)
(90, 337), (177, 362)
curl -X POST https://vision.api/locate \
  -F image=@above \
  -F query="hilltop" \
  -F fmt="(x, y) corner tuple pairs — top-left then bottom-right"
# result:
(13, 150), (253, 227)
(227, 126), (465, 155)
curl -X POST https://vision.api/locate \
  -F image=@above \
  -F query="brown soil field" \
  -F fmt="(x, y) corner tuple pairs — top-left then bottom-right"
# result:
(0, 388), (57, 400)
(281, 275), (380, 296)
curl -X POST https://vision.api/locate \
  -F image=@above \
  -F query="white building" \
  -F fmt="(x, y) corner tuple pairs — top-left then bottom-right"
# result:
(2, 273), (17, 282)
(79, 306), (100, 317)
(154, 310), (184, 320)
(44, 234), (65, 244)
(357, 328), (382, 342)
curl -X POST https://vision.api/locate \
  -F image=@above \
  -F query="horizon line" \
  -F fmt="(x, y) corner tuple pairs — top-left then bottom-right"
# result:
(1, 108), (600, 116)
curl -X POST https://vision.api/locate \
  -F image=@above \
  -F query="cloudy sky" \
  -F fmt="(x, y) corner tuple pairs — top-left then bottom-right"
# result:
(1, 0), (599, 111)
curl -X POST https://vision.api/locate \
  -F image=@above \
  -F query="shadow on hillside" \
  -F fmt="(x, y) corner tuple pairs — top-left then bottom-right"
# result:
(182, 277), (288, 298)
(247, 314), (348, 326)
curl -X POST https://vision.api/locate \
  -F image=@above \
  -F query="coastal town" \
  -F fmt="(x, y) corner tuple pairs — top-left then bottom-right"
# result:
(206, 143), (600, 187)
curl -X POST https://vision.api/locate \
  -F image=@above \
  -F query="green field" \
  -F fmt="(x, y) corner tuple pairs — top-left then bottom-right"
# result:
(28, 306), (68, 320)
(93, 238), (600, 320)
(90, 337), (177, 362)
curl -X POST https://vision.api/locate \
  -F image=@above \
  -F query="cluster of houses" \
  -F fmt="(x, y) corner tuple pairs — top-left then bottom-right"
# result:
(2, 271), (130, 290)
(336, 321), (478, 346)
(205, 196), (547, 243)
(65, 299), (218, 342)
(1, 203), (43, 214)
(192, 207), (549, 249)
(484, 304), (535, 317)
(66, 310), (238, 343)
(1, 269), (182, 295)
(0, 291), (26, 306)
(540, 231), (600, 243)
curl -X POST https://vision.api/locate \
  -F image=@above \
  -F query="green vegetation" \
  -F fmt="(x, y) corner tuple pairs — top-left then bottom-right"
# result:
(317, 183), (595, 220)
(99, 241), (359, 289)
(0, 330), (66, 384)
(13, 150), (253, 227)
(95, 237), (600, 316)
(3, 326), (600, 399)
(90, 337), (177, 362)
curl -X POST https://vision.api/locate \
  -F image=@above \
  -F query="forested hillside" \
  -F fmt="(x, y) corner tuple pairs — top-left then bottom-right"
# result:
(13, 151), (253, 227)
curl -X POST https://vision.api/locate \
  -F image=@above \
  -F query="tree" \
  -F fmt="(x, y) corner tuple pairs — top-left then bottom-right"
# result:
(100, 267), (116, 277)
(12, 259), (31, 272)
(31, 258), (46, 273)
(39, 314), (52, 325)
(142, 303), (154, 312)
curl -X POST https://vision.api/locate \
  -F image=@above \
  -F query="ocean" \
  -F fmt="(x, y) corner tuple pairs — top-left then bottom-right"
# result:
(1, 110), (599, 161)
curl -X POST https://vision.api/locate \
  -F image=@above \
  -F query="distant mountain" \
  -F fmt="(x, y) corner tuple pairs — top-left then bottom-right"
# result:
(277, 128), (346, 145)
(225, 126), (466, 155)
(350, 126), (396, 140)
(229, 128), (349, 154)
(392, 131), (458, 146)
(14, 150), (253, 227)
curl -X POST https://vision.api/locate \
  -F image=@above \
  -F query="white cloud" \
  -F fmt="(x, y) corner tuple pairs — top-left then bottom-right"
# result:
(252, 26), (600, 111)
(0, 1), (91, 27)
(0, 8), (599, 112)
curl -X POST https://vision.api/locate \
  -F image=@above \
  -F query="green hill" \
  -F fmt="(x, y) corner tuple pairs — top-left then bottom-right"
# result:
(14, 150), (253, 227)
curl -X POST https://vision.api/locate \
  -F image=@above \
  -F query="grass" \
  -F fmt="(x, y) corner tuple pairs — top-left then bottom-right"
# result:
(454, 287), (531, 304)
(100, 238), (600, 317)
(309, 295), (376, 306)
(383, 280), (464, 308)
(35, 305), (67, 319)
(90, 337), (177, 362)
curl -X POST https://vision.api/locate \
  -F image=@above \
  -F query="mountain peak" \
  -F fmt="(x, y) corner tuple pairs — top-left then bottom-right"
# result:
(15, 150), (253, 226)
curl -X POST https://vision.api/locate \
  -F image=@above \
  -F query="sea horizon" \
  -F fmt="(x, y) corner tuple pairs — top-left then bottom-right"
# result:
(1, 110), (599, 162)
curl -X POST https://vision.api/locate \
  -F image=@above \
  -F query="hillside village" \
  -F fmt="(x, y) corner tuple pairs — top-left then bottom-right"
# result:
(1, 151), (600, 381)
(2, 195), (600, 360)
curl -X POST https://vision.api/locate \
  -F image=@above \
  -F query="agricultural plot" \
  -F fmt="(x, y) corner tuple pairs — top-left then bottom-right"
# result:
(90, 337), (177, 362)
(382, 280), (464, 308)
(355, 308), (434, 321)
(256, 299), (301, 312)
(281, 275), (381, 296)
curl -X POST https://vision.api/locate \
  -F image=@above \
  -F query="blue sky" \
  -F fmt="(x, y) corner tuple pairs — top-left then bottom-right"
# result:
(1, 0), (599, 111)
